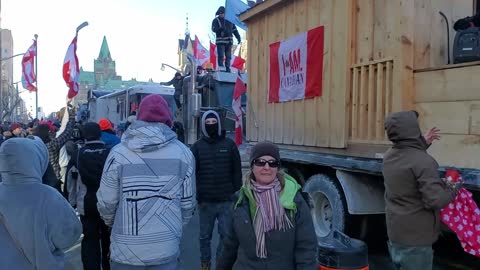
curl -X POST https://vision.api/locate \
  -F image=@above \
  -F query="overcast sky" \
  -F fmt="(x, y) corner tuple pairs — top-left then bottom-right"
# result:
(2, 0), (243, 114)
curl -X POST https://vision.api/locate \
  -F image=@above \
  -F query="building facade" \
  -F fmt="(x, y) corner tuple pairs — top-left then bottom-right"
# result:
(74, 36), (152, 106)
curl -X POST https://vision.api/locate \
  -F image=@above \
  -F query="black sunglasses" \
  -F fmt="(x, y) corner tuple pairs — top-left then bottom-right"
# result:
(253, 158), (280, 168)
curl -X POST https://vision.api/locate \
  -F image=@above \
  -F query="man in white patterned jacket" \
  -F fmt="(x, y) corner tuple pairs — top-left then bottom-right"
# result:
(97, 94), (196, 270)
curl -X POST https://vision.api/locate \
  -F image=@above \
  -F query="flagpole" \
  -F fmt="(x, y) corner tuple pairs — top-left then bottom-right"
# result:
(34, 34), (38, 119)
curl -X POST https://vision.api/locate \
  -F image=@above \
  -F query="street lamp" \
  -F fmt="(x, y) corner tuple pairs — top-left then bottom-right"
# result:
(0, 53), (23, 61)
(161, 63), (182, 73)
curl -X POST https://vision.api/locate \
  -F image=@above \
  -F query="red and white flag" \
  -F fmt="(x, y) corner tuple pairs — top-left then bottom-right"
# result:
(21, 40), (37, 91)
(232, 74), (246, 146)
(269, 26), (324, 103)
(63, 22), (88, 99)
(209, 41), (246, 72)
(193, 35), (210, 66)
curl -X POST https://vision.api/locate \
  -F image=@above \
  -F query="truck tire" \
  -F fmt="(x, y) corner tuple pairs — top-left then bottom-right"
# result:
(303, 174), (348, 238)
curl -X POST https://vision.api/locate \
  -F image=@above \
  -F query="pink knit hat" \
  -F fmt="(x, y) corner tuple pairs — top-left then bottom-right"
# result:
(137, 94), (172, 127)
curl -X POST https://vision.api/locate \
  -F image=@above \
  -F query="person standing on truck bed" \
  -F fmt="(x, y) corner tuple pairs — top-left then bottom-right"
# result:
(211, 6), (241, 73)
(382, 111), (461, 270)
(190, 110), (242, 270)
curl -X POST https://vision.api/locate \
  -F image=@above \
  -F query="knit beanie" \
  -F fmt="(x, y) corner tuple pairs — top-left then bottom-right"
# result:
(98, 118), (113, 131)
(137, 94), (173, 127)
(83, 122), (101, 141)
(250, 141), (280, 164)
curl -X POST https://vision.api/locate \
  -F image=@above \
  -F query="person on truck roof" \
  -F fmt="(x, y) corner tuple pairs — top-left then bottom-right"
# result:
(382, 111), (460, 270)
(216, 141), (317, 270)
(212, 6), (241, 73)
(160, 72), (183, 110)
(190, 110), (242, 270)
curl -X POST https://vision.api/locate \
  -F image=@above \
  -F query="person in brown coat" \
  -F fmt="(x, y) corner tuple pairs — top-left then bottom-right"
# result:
(382, 111), (460, 270)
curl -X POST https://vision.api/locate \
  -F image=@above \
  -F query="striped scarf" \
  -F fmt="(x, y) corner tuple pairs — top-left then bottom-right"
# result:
(250, 178), (293, 258)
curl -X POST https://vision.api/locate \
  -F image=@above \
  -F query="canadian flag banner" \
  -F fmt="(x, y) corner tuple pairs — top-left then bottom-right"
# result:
(209, 41), (246, 72)
(63, 22), (88, 99)
(193, 35), (209, 66)
(21, 40), (37, 91)
(232, 74), (246, 146)
(269, 26), (324, 103)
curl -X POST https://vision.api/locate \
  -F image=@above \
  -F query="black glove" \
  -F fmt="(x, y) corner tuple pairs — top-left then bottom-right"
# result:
(237, 38), (241, 44)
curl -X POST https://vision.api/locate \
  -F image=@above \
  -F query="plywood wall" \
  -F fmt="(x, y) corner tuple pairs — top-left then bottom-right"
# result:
(415, 65), (480, 169)
(245, 0), (351, 148)
(414, 0), (474, 69)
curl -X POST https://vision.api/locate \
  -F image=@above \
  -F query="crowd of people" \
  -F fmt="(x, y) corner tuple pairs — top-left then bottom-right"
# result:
(0, 91), (460, 270)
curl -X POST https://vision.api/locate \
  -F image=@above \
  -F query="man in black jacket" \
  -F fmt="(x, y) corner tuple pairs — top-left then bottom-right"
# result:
(212, 6), (241, 72)
(190, 110), (242, 270)
(77, 122), (111, 270)
(161, 72), (183, 109)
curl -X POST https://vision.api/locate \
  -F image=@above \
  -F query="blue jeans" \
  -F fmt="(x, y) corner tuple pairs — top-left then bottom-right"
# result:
(111, 260), (177, 270)
(199, 201), (231, 264)
(388, 241), (433, 270)
(216, 43), (232, 69)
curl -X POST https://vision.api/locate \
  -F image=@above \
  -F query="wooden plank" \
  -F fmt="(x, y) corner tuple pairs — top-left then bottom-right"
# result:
(328, 0), (351, 147)
(470, 104), (480, 135)
(373, 0), (386, 59)
(304, 0), (323, 146)
(413, 0), (432, 69)
(351, 57), (393, 68)
(427, 134), (480, 169)
(359, 65), (368, 139)
(247, 20), (259, 142)
(240, 0), (292, 22)
(383, 0), (397, 58)
(416, 101), (475, 134)
(264, 13), (274, 142)
(316, 0), (332, 147)
(415, 61), (480, 73)
(415, 65), (480, 102)
(355, 0), (374, 63)
(293, 0), (307, 145)
(256, 17), (267, 142)
(392, 0), (415, 112)
(367, 64), (375, 140)
(385, 61), (393, 116)
(375, 62), (385, 139)
(351, 67), (359, 139)
(273, 7), (286, 144)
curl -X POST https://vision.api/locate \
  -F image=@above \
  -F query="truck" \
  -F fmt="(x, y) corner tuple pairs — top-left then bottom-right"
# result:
(239, 0), (480, 240)
(86, 70), (246, 143)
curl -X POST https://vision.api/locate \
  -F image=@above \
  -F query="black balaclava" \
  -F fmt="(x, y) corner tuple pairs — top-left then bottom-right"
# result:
(205, 113), (219, 138)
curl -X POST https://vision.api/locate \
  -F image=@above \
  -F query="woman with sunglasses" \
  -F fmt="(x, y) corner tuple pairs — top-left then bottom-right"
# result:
(217, 141), (317, 270)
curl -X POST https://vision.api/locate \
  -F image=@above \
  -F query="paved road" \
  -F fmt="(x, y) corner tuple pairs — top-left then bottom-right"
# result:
(65, 212), (478, 270)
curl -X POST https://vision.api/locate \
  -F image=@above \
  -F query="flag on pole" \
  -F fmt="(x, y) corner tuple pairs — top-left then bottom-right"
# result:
(63, 21), (88, 99)
(225, 0), (250, 31)
(209, 42), (246, 72)
(269, 26), (324, 103)
(193, 35), (210, 66)
(21, 40), (37, 91)
(232, 73), (246, 146)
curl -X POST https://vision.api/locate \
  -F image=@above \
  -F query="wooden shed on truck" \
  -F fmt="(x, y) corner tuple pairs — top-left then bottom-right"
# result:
(240, 0), (480, 171)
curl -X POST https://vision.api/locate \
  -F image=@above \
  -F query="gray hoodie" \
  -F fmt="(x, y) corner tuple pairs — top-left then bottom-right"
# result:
(0, 138), (81, 270)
